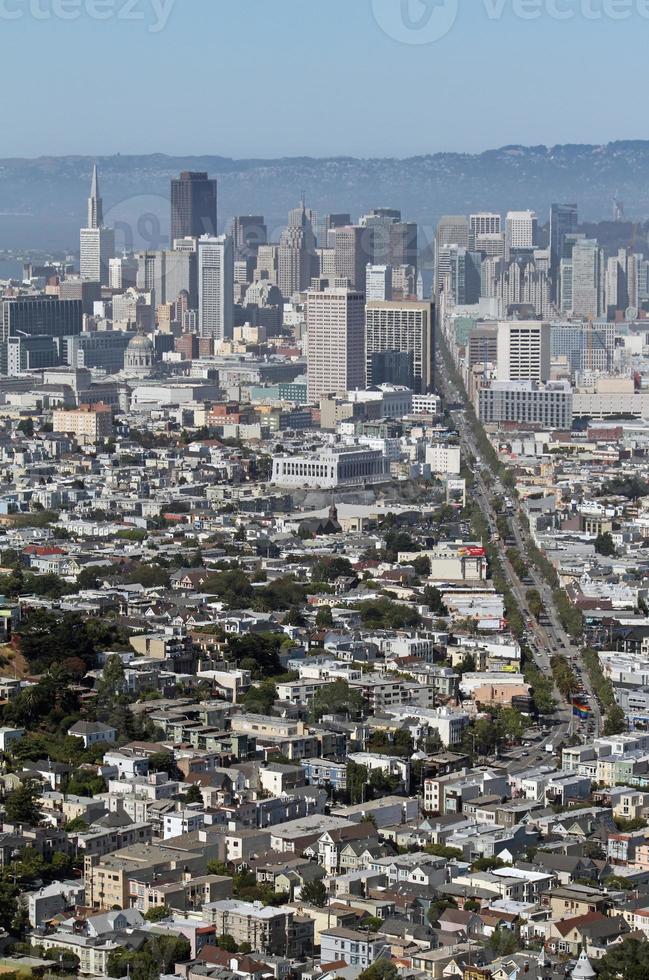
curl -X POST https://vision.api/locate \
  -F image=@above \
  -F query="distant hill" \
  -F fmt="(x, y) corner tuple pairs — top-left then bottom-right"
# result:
(2, 142), (649, 254)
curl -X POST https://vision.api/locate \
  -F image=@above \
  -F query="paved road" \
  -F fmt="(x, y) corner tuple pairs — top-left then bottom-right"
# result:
(435, 353), (600, 741)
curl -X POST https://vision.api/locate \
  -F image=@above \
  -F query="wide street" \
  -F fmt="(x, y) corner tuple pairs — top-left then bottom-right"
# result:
(435, 350), (603, 744)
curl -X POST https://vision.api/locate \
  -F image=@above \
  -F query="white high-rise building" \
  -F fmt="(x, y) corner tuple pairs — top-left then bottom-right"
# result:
(80, 227), (114, 286)
(80, 164), (114, 285)
(497, 320), (551, 383)
(366, 265), (393, 301)
(306, 285), (365, 403)
(470, 213), (501, 238)
(198, 234), (234, 342)
(505, 211), (537, 252)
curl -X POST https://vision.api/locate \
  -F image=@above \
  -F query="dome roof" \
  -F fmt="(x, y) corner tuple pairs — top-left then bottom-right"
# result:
(127, 333), (154, 351)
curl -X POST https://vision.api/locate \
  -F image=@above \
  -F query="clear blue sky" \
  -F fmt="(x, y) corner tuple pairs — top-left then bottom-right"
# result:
(4, 0), (647, 157)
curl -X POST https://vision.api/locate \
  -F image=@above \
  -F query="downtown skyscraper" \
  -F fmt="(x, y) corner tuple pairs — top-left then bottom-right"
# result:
(278, 202), (317, 298)
(171, 172), (218, 243)
(80, 164), (114, 286)
(198, 235), (234, 342)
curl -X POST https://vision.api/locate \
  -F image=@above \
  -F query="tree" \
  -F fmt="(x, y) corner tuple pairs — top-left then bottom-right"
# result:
(242, 679), (278, 715)
(595, 531), (616, 556)
(526, 588), (544, 621)
(422, 586), (448, 615)
(310, 680), (366, 722)
(148, 751), (175, 774)
(315, 605), (334, 628)
(358, 961), (398, 980)
(184, 784), (203, 805)
(217, 934), (238, 952)
(412, 556), (431, 577)
(107, 935), (191, 979)
(226, 634), (282, 678)
(207, 859), (230, 877)
(604, 704), (627, 736)
(5, 780), (41, 826)
(490, 927), (519, 956)
(300, 878), (327, 908)
(144, 905), (170, 921)
(357, 598), (421, 630)
(347, 761), (369, 805)
(0, 884), (19, 932)
(17, 418), (34, 437)
(65, 817), (90, 833)
(311, 557), (353, 582)
(596, 938), (649, 980)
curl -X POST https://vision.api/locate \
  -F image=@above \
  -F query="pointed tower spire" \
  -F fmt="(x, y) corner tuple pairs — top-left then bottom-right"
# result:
(87, 163), (103, 229)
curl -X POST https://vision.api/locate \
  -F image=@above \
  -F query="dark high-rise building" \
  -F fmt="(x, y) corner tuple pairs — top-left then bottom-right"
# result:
(1, 296), (83, 342)
(550, 203), (578, 300)
(171, 172), (218, 243)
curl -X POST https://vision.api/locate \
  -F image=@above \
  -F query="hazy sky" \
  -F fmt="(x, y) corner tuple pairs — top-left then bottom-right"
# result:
(4, 0), (648, 158)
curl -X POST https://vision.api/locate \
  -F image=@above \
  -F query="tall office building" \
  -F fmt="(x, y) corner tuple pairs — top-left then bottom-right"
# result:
(316, 248), (337, 280)
(366, 265), (393, 301)
(470, 213), (501, 238)
(473, 233), (506, 259)
(437, 246), (481, 303)
(171, 172), (218, 243)
(506, 211), (537, 253)
(435, 216), (469, 294)
(365, 299), (434, 393)
(256, 244), (279, 285)
(497, 321), (551, 383)
(231, 216), (267, 261)
(198, 235), (234, 342)
(278, 202), (317, 297)
(334, 226), (371, 291)
(306, 285), (365, 402)
(80, 165), (114, 285)
(323, 213), (352, 247)
(436, 215), (469, 249)
(80, 227), (114, 286)
(359, 209), (397, 265)
(470, 213), (501, 237)
(571, 239), (605, 318)
(109, 255), (138, 290)
(389, 222), (418, 274)
(154, 249), (198, 309)
(549, 203), (578, 299)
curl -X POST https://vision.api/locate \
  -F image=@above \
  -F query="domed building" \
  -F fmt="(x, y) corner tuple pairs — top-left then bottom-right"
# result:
(124, 331), (154, 376)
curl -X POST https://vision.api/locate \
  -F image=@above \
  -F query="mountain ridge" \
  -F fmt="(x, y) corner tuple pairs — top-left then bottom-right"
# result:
(2, 141), (649, 252)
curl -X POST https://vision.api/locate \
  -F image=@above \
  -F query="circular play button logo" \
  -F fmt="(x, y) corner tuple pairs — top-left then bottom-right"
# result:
(371, 0), (459, 45)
